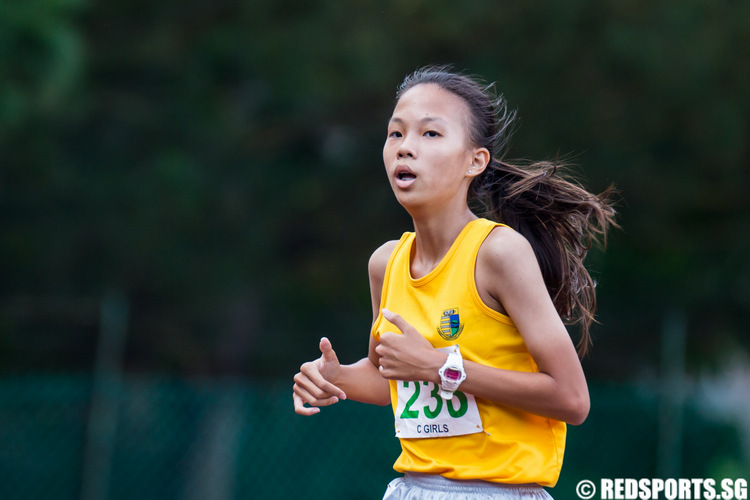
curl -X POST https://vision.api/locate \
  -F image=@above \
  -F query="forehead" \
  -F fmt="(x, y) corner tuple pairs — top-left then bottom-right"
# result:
(390, 84), (470, 125)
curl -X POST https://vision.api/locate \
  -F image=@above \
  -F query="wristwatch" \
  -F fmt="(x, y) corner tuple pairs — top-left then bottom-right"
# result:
(438, 351), (466, 399)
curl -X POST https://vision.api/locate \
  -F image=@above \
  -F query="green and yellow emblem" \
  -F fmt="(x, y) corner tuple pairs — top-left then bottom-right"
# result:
(436, 308), (464, 340)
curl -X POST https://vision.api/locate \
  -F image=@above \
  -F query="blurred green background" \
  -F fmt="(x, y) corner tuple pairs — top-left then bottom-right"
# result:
(1, 0), (749, 498)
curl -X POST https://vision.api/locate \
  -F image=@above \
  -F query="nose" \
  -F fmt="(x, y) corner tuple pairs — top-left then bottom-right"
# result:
(397, 135), (416, 159)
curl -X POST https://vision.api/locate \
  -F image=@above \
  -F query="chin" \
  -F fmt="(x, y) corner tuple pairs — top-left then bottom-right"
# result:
(394, 197), (428, 218)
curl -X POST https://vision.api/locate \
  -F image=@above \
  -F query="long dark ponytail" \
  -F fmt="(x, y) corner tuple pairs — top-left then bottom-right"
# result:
(397, 66), (617, 357)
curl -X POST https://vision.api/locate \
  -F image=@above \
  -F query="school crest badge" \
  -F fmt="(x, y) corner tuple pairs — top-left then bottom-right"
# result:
(436, 308), (464, 340)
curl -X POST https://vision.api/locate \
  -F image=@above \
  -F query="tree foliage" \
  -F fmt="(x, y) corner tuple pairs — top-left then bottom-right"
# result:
(1, 0), (748, 377)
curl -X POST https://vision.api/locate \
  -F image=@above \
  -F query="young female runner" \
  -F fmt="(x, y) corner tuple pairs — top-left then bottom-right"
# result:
(292, 66), (616, 499)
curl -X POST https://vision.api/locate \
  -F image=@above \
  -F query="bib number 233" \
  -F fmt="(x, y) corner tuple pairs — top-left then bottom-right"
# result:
(394, 380), (483, 439)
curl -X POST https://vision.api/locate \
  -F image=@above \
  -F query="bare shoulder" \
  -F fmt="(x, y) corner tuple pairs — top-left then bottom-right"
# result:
(368, 240), (399, 321)
(368, 240), (399, 282)
(476, 225), (550, 318)
(478, 225), (538, 276)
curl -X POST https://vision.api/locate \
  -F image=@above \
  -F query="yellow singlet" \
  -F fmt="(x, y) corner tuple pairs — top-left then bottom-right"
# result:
(371, 218), (567, 487)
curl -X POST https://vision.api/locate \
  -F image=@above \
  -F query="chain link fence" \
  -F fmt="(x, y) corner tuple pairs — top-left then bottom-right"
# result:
(0, 375), (745, 500)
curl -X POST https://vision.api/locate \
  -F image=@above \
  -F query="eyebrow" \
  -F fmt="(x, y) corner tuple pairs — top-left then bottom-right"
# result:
(388, 116), (446, 125)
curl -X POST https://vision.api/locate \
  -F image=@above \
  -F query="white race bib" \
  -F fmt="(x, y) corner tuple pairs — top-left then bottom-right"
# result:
(394, 347), (483, 439)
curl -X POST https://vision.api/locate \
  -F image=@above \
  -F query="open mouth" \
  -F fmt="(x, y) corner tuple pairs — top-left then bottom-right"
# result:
(397, 171), (416, 181)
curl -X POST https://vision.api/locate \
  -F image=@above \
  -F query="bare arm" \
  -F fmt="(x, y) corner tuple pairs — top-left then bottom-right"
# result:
(375, 228), (589, 425)
(292, 241), (396, 415)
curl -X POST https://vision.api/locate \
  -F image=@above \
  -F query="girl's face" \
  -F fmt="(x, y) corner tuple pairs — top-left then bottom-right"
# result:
(383, 84), (482, 213)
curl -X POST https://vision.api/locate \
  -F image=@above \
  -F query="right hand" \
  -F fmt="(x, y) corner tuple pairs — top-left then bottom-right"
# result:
(293, 337), (346, 415)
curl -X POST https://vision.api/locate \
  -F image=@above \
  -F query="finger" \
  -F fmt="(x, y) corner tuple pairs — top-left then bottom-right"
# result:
(298, 363), (347, 400)
(293, 391), (324, 416)
(374, 341), (387, 356)
(319, 337), (339, 365)
(295, 369), (346, 401)
(293, 391), (320, 415)
(293, 372), (330, 400)
(380, 331), (397, 341)
(381, 309), (415, 335)
(293, 381), (340, 408)
(377, 362), (397, 380)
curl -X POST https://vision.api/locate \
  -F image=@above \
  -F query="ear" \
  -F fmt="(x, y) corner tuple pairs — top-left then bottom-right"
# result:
(466, 147), (490, 179)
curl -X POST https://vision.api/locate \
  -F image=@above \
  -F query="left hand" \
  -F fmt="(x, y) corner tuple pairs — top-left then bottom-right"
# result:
(375, 309), (446, 382)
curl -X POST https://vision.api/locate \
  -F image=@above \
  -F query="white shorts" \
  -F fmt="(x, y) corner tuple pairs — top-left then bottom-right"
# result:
(382, 472), (554, 500)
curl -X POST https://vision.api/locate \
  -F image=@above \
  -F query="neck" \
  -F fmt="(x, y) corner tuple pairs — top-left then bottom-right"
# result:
(409, 206), (478, 279)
